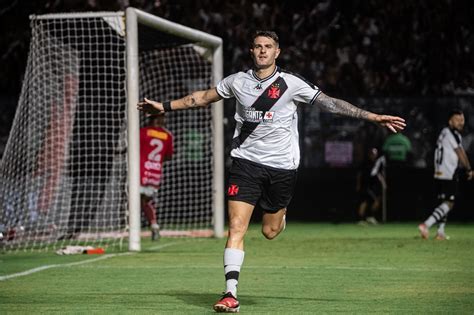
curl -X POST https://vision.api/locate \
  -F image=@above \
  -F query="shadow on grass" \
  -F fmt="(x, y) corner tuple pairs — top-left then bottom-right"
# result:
(162, 290), (349, 309)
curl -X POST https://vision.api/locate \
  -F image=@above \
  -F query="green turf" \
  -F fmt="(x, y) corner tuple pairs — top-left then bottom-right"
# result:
(1, 223), (473, 314)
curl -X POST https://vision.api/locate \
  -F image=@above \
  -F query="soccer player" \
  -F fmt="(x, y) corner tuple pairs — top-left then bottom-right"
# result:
(140, 114), (173, 240)
(356, 147), (386, 225)
(418, 109), (472, 240)
(137, 30), (405, 312)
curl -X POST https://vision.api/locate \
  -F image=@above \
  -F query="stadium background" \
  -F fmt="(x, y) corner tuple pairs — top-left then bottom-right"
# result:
(0, 0), (473, 222)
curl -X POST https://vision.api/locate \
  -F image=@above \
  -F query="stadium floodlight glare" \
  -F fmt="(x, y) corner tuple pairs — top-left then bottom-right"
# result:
(0, 8), (224, 252)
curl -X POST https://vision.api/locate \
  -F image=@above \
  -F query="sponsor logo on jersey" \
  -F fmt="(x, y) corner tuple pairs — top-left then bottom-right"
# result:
(245, 108), (275, 123)
(143, 176), (161, 186)
(263, 111), (274, 122)
(144, 160), (162, 171)
(144, 171), (161, 178)
(147, 129), (169, 140)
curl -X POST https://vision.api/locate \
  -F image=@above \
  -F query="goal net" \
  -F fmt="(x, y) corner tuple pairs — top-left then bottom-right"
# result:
(0, 10), (224, 251)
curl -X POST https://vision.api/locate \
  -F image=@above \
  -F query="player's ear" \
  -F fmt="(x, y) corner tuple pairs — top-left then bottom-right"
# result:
(275, 47), (280, 59)
(249, 47), (256, 60)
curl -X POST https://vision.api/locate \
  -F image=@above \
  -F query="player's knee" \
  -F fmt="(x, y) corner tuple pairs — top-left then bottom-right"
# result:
(262, 225), (281, 240)
(228, 217), (247, 236)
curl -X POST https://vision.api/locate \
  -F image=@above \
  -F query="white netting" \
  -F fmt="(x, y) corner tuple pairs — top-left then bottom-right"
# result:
(0, 14), (128, 251)
(0, 13), (216, 251)
(139, 46), (214, 234)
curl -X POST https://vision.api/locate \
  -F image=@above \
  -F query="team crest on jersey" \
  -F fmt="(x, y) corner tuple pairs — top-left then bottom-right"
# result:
(267, 83), (280, 99)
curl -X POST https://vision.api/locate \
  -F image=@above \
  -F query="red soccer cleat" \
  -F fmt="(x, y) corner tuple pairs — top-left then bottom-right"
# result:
(213, 292), (240, 313)
(435, 232), (450, 241)
(418, 223), (429, 239)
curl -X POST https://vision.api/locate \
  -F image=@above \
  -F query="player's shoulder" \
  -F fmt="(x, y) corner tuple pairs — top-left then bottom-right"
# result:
(161, 126), (174, 137)
(279, 68), (317, 89)
(440, 127), (462, 144)
(440, 126), (450, 134)
(156, 126), (173, 137)
(440, 126), (460, 137)
(225, 70), (252, 81)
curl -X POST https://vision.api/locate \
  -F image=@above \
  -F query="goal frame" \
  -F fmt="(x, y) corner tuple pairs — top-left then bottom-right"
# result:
(125, 8), (225, 251)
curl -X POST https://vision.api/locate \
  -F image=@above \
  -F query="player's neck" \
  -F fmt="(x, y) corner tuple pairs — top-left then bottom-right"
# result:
(254, 64), (277, 80)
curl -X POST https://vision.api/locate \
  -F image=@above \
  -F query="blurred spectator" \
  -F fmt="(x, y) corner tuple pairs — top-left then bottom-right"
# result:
(382, 133), (412, 168)
(2, 0), (474, 98)
(1, 0), (473, 166)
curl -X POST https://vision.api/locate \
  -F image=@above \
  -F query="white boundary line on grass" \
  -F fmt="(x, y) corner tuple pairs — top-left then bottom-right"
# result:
(0, 242), (181, 282)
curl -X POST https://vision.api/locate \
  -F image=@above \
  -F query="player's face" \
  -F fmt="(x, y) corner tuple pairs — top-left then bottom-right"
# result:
(449, 114), (464, 132)
(250, 36), (280, 70)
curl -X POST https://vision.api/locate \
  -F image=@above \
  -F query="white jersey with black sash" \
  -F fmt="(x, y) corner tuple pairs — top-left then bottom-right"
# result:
(434, 127), (462, 180)
(216, 67), (321, 170)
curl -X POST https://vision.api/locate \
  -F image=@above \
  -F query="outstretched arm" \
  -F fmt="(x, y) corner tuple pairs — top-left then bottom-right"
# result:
(137, 88), (222, 115)
(314, 92), (406, 133)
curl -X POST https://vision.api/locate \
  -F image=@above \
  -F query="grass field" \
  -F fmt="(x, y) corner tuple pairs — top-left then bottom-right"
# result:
(1, 223), (473, 314)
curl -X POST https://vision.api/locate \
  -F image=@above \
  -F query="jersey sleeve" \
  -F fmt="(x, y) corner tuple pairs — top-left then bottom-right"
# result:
(448, 129), (462, 149)
(216, 73), (238, 99)
(292, 76), (321, 105)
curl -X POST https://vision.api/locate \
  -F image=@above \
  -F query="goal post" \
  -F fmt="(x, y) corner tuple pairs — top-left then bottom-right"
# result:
(126, 8), (225, 251)
(0, 9), (224, 252)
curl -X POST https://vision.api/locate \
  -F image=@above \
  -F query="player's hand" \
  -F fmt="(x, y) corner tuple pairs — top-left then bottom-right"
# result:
(467, 170), (473, 181)
(373, 115), (406, 133)
(137, 98), (164, 115)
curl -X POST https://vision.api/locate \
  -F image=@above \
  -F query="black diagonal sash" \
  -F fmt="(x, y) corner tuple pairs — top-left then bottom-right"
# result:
(232, 76), (288, 149)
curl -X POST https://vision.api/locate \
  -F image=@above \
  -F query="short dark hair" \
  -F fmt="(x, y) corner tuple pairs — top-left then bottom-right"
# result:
(250, 30), (279, 47)
(448, 108), (464, 120)
(148, 114), (164, 125)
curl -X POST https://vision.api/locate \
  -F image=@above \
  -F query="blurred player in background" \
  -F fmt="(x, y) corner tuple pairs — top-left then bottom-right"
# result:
(356, 147), (386, 225)
(419, 109), (472, 240)
(140, 114), (173, 240)
(138, 30), (405, 312)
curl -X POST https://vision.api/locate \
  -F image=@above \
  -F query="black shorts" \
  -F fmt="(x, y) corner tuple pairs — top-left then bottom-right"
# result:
(435, 179), (458, 202)
(360, 187), (381, 204)
(227, 158), (298, 213)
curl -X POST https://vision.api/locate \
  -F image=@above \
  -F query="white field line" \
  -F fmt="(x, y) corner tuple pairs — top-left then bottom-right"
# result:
(0, 242), (181, 281)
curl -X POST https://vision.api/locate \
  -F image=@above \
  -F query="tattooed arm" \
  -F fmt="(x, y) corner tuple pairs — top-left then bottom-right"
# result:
(314, 92), (406, 133)
(137, 88), (222, 115)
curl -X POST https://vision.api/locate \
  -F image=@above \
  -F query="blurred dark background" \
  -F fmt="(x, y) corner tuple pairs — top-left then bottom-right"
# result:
(1, 0), (473, 222)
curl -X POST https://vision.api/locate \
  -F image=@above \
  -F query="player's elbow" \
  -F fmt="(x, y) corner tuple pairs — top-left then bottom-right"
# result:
(184, 91), (209, 109)
(183, 93), (201, 109)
